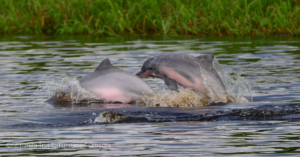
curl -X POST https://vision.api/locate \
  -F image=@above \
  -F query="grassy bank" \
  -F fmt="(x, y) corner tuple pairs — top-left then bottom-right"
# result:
(1, 0), (300, 36)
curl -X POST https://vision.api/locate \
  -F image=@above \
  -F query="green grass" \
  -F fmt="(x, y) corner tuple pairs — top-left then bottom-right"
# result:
(1, 0), (300, 36)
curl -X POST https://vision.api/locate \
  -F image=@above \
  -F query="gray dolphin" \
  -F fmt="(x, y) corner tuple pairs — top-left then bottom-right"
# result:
(79, 58), (154, 103)
(136, 54), (228, 100)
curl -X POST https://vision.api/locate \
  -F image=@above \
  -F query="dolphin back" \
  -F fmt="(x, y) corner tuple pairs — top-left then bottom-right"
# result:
(195, 54), (229, 100)
(196, 54), (215, 70)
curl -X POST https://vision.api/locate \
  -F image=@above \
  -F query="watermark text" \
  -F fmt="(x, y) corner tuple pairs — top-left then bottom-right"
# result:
(6, 143), (111, 149)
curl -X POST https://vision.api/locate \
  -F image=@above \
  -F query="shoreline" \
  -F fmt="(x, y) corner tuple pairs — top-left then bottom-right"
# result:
(1, 0), (300, 36)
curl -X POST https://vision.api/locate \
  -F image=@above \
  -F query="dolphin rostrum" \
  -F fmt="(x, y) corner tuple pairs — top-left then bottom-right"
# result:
(79, 58), (154, 103)
(136, 54), (228, 100)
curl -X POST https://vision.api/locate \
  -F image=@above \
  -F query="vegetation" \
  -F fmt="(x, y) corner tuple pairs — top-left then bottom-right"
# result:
(1, 0), (300, 36)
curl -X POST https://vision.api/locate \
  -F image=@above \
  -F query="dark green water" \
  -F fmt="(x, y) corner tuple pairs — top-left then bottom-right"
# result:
(0, 35), (300, 156)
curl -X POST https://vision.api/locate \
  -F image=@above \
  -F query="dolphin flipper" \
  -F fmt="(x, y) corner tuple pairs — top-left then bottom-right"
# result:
(164, 77), (179, 92)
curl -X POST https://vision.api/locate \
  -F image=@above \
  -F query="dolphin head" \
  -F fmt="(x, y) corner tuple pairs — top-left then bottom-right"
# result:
(136, 57), (163, 78)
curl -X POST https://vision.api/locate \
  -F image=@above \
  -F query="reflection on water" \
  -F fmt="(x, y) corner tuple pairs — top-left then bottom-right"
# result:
(1, 121), (300, 156)
(0, 35), (300, 156)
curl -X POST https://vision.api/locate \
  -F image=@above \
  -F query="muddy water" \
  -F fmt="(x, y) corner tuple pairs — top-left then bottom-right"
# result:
(0, 35), (300, 156)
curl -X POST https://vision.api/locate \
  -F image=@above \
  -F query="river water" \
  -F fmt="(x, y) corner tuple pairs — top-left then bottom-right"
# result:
(1, 35), (300, 156)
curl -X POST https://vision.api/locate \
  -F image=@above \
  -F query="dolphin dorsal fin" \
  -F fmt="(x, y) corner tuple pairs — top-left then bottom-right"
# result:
(196, 54), (215, 70)
(95, 58), (114, 71)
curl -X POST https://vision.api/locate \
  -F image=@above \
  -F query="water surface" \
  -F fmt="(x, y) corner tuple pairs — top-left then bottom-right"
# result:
(1, 35), (300, 156)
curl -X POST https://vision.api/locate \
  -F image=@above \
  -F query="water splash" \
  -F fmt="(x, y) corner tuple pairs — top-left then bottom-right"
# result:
(136, 89), (209, 107)
(136, 89), (248, 107)
(39, 77), (98, 103)
(213, 58), (253, 102)
(94, 111), (128, 123)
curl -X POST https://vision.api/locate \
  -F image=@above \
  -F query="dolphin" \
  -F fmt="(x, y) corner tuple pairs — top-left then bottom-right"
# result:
(136, 54), (228, 100)
(79, 58), (154, 103)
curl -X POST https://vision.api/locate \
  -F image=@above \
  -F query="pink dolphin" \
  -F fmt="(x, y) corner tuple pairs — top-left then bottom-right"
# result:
(136, 54), (228, 99)
(79, 58), (153, 103)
